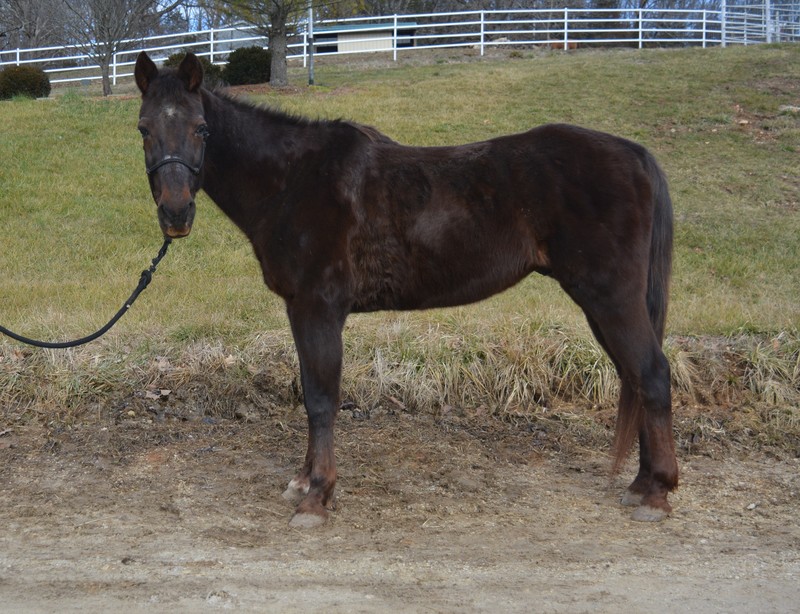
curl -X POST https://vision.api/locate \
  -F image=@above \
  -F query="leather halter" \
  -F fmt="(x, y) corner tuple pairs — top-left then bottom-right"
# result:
(145, 138), (207, 176)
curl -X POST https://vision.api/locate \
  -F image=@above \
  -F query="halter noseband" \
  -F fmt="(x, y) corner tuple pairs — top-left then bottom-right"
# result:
(146, 138), (207, 176)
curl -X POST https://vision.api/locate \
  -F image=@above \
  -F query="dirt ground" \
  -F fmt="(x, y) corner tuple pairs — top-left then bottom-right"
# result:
(1, 401), (799, 613)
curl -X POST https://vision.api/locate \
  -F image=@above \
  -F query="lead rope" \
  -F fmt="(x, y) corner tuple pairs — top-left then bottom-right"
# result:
(0, 237), (172, 349)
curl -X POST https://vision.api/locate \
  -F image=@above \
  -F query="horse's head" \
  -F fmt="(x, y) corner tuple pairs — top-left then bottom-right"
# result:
(134, 51), (208, 239)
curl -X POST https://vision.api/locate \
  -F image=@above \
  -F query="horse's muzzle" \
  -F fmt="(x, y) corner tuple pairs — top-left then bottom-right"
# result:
(164, 225), (192, 239)
(158, 201), (195, 238)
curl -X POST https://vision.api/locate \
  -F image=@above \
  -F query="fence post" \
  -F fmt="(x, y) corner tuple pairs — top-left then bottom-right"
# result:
(638, 9), (643, 49)
(702, 10), (707, 48)
(112, 52), (117, 86)
(307, 7), (314, 81)
(393, 14), (398, 62)
(721, 0), (727, 48)
(16, 48), (20, 65)
(744, 10), (748, 45)
(210, 28), (215, 64)
(480, 10), (485, 57)
(765, 0), (772, 43)
(764, 0), (775, 43)
(563, 7), (569, 50)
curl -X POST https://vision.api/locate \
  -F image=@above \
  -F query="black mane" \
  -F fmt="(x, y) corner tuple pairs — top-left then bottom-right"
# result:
(206, 84), (394, 144)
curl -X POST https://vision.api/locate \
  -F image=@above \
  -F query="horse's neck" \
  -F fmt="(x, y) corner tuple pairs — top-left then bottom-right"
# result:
(200, 90), (298, 229)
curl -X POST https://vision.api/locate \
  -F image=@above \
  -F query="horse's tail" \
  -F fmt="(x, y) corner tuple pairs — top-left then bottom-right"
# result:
(613, 151), (674, 472)
(644, 154), (673, 345)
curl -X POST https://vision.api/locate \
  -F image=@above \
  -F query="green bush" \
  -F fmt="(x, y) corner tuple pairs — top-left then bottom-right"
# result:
(163, 51), (224, 88)
(222, 46), (272, 86)
(0, 65), (51, 100)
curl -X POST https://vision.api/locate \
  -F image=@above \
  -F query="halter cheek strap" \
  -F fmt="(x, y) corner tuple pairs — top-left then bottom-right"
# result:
(146, 139), (207, 176)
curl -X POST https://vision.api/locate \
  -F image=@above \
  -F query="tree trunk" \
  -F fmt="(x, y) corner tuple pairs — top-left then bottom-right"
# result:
(100, 59), (113, 96)
(269, 25), (288, 87)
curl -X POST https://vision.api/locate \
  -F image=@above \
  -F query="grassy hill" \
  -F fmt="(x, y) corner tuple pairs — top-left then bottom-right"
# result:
(1, 45), (798, 453)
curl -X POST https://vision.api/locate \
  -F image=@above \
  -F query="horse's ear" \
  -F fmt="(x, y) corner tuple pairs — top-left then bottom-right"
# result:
(178, 53), (204, 92)
(135, 52), (158, 94)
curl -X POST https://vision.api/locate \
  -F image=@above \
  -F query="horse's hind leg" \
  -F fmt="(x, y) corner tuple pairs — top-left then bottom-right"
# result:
(585, 316), (663, 509)
(578, 303), (677, 521)
(613, 329), (676, 520)
(284, 299), (346, 528)
(614, 382), (676, 521)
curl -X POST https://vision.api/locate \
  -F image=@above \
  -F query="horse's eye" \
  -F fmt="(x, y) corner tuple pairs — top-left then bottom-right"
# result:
(138, 126), (149, 138)
(196, 124), (210, 140)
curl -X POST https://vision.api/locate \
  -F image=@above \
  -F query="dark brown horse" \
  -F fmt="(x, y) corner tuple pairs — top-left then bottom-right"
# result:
(134, 52), (678, 528)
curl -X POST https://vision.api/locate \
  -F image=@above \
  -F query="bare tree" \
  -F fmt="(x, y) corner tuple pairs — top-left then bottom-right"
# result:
(0, 0), (68, 49)
(186, 0), (230, 29)
(61, 0), (182, 95)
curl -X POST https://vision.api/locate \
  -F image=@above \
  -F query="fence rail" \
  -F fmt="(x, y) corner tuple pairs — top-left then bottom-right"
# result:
(1, 5), (798, 87)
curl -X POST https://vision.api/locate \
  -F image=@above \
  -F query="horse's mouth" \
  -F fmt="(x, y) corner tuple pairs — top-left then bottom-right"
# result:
(164, 226), (192, 238)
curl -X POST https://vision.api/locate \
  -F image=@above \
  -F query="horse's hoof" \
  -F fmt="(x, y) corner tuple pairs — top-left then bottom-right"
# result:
(631, 504), (669, 522)
(620, 490), (644, 507)
(289, 512), (327, 529)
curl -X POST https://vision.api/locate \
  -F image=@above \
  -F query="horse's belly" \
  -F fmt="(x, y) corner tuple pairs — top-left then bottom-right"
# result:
(351, 249), (534, 312)
(411, 263), (531, 310)
(348, 201), (546, 312)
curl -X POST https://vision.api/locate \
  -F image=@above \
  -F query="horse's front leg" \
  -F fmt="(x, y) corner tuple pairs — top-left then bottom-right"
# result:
(283, 298), (346, 528)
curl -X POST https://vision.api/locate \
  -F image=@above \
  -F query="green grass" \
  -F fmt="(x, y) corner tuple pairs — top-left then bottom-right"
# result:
(1, 45), (799, 438)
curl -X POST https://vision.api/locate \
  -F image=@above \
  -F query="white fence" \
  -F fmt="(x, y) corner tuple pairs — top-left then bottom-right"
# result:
(1, 5), (798, 87)
(723, 2), (800, 43)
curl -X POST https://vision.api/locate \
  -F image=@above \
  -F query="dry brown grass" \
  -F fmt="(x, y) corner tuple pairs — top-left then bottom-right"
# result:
(3, 327), (798, 458)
